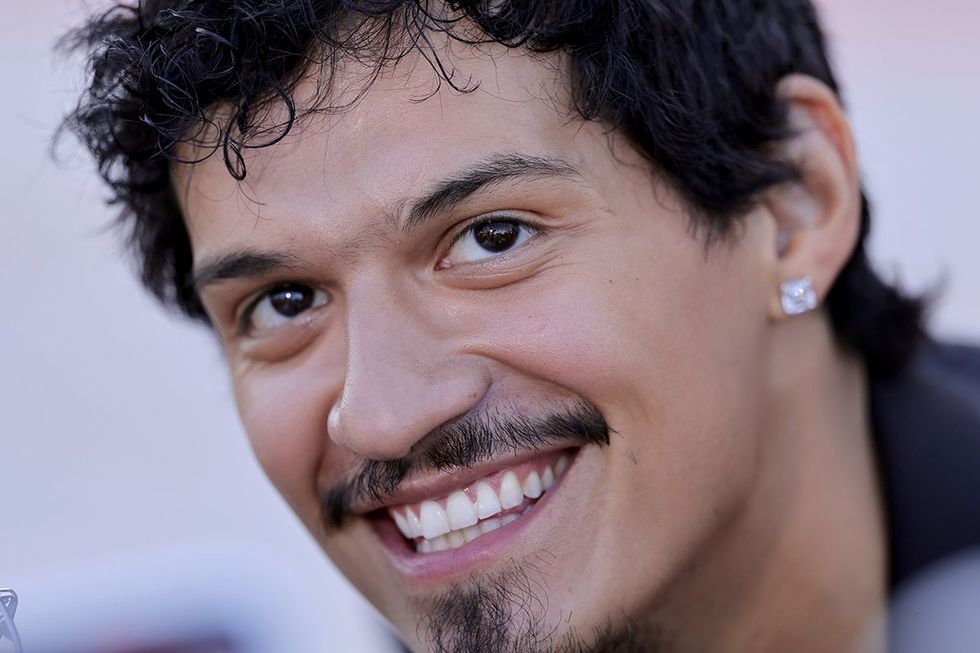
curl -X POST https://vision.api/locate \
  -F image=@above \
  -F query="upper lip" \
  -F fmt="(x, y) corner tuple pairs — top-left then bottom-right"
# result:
(349, 445), (576, 516)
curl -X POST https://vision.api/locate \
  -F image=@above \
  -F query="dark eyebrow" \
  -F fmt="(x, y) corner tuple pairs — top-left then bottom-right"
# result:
(191, 154), (579, 291)
(402, 153), (580, 231)
(191, 251), (303, 292)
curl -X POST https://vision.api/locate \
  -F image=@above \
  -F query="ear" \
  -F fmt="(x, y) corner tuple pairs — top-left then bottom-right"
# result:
(763, 74), (862, 321)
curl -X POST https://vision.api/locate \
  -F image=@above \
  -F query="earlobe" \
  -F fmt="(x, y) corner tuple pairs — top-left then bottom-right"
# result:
(763, 74), (862, 322)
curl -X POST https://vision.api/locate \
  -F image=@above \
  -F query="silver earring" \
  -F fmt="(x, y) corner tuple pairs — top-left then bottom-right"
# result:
(780, 276), (818, 316)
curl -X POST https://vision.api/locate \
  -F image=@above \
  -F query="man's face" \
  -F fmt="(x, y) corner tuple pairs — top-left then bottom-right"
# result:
(178, 44), (780, 651)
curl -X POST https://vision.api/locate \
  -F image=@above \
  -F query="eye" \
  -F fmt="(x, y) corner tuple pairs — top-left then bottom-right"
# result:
(243, 282), (329, 333)
(446, 218), (537, 265)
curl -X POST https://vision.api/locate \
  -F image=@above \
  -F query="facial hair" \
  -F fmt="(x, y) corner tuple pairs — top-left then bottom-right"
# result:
(418, 560), (671, 653)
(320, 400), (655, 651)
(320, 401), (611, 531)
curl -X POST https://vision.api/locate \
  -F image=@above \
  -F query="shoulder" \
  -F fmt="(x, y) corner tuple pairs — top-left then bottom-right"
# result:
(872, 339), (980, 445)
(870, 339), (980, 588)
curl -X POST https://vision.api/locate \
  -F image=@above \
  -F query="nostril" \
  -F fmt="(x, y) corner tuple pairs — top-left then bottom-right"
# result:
(328, 397), (419, 460)
(327, 361), (491, 461)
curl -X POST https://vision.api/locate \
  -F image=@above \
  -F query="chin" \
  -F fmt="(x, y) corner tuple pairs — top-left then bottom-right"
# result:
(318, 441), (688, 653)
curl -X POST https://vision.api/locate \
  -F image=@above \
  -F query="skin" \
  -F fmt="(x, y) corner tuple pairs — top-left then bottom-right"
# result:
(175, 43), (886, 652)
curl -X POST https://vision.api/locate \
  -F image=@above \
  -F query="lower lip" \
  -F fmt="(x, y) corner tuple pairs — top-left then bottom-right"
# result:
(370, 449), (578, 583)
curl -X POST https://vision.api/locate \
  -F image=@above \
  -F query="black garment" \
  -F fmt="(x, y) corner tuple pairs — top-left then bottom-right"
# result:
(871, 340), (980, 589)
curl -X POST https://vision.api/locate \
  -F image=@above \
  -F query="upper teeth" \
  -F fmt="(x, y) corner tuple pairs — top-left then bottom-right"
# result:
(387, 453), (570, 550)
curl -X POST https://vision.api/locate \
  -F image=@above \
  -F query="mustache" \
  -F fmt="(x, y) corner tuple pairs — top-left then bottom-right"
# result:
(320, 401), (610, 532)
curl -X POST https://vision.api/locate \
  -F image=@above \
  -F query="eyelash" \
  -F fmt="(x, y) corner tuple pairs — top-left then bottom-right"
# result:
(230, 217), (539, 335)
(237, 290), (269, 334)
(446, 215), (540, 255)
(236, 282), (319, 335)
(450, 216), (514, 245)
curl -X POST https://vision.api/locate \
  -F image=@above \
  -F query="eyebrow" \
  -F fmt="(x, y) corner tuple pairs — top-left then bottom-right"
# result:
(191, 153), (580, 291)
(191, 251), (303, 292)
(402, 152), (580, 231)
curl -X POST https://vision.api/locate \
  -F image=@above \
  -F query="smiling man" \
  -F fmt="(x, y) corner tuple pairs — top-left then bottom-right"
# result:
(62, 1), (980, 652)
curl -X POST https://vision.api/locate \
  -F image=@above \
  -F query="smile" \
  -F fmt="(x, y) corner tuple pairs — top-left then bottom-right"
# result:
(385, 451), (572, 554)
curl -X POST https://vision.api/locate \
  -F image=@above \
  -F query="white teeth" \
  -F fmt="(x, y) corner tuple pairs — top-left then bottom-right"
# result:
(480, 517), (500, 534)
(430, 534), (449, 552)
(419, 500), (450, 539)
(479, 516), (502, 534)
(474, 481), (502, 519)
(541, 466), (555, 490)
(398, 453), (577, 554)
(522, 470), (543, 499)
(499, 471), (524, 509)
(390, 508), (412, 539)
(414, 528), (476, 553)
(406, 507), (422, 538)
(463, 525), (482, 543)
(555, 454), (570, 476)
(447, 530), (466, 549)
(447, 490), (479, 530)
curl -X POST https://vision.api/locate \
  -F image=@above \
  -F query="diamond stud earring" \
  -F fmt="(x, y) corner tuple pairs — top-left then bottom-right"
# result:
(779, 276), (818, 316)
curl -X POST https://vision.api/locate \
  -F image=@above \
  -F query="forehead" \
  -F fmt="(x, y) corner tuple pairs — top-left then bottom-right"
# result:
(174, 43), (602, 252)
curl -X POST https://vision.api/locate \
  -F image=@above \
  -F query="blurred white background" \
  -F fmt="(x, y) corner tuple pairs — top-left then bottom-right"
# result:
(1, 1), (978, 651)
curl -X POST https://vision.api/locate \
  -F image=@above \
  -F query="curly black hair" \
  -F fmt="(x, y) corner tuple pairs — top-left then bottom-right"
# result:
(62, 0), (925, 376)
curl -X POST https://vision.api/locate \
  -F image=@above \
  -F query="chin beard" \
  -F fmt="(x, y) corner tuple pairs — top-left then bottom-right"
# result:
(415, 561), (670, 653)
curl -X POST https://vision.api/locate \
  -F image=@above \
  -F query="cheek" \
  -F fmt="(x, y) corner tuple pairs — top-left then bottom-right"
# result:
(231, 354), (339, 522)
(585, 230), (771, 487)
(469, 228), (770, 426)
(232, 356), (414, 628)
(470, 226), (771, 560)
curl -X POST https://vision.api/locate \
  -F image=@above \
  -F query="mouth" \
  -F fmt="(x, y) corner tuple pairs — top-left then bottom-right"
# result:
(377, 449), (574, 556)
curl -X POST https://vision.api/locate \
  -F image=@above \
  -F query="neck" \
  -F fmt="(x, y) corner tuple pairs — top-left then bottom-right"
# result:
(652, 315), (887, 653)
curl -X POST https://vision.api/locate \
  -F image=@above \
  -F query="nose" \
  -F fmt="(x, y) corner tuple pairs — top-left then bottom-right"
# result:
(326, 277), (488, 461)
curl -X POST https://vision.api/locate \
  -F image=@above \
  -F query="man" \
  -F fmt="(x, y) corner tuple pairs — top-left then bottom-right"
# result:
(63, 1), (980, 651)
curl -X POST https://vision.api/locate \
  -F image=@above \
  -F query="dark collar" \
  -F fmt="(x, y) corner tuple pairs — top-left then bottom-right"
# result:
(870, 341), (980, 588)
